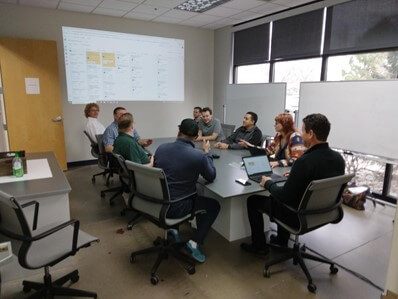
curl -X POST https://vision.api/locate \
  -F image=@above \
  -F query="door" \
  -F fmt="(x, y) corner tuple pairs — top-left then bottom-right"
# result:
(0, 38), (67, 170)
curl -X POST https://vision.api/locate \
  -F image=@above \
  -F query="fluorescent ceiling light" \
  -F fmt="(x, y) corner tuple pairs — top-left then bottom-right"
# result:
(175, 0), (232, 13)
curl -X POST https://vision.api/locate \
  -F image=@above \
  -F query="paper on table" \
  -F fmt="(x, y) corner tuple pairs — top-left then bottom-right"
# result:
(0, 159), (52, 184)
(347, 186), (368, 195)
(229, 161), (244, 169)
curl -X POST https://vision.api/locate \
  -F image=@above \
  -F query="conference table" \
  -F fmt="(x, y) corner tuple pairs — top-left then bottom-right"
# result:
(148, 138), (289, 242)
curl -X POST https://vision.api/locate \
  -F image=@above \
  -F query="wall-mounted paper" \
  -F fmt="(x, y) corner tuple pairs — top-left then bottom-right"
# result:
(25, 78), (40, 95)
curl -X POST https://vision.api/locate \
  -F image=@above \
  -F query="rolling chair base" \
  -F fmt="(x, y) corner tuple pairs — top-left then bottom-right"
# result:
(22, 268), (97, 299)
(130, 236), (196, 285)
(264, 243), (338, 293)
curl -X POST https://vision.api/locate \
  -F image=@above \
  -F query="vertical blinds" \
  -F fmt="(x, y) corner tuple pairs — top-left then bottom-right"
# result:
(233, 23), (270, 66)
(324, 0), (398, 55)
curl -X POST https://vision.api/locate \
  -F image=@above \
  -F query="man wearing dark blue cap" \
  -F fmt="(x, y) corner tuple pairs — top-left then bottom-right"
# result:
(154, 118), (220, 263)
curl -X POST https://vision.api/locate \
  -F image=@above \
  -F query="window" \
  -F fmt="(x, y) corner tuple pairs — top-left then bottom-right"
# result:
(388, 165), (398, 199)
(327, 51), (398, 81)
(274, 58), (322, 111)
(343, 152), (385, 195)
(235, 64), (270, 84)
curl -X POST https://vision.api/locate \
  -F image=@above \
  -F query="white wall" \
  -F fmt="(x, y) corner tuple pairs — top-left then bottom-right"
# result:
(0, 3), (214, 162)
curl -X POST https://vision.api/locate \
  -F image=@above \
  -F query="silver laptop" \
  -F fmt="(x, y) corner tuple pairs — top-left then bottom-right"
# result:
(242, 155), (287, 183)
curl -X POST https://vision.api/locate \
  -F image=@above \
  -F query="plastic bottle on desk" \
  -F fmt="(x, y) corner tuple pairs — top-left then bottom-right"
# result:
(12, 152), (24, 177)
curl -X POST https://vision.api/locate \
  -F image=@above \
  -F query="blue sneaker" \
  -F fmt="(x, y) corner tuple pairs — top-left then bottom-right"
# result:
(185, 242), (206, 263)
(167, 229), (181, 243)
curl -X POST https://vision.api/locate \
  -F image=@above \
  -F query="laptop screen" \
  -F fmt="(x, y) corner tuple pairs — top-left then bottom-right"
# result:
(243, 156), (272, 176)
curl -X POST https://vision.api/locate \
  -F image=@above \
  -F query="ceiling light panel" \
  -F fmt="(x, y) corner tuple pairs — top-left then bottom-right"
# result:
(176, 0), (232, 13)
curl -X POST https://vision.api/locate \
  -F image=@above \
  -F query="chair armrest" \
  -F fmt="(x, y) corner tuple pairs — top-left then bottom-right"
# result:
(21, 200), (40, 231)
(31, 219), (80, 254)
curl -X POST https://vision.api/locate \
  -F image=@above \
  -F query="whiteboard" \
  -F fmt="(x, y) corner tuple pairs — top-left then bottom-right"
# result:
(226, 83), (286, 136)
(299, 80), (398, 161)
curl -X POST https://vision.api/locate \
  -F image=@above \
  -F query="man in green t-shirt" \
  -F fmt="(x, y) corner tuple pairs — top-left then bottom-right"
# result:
(113, 113), (153, 166)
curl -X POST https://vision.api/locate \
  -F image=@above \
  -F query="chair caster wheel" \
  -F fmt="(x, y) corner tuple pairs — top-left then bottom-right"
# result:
(100, 192), (105, 198)
(263, 268), (271, 278)
(71, 274), (79, 283)
(23, 285), (31, 293)
(151, 274), (159, 285)
(130, 254), (137, 263)
(187, 266), (195, 275)
(308, 283), (317, 293)
(92, 177), (95, 183)
(127, 225), (133, 230)
(330, 265), (338, 274)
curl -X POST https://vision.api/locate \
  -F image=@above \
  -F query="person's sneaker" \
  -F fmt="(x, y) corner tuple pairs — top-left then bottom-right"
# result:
(167, 229), (181, 243)
(185, 242), (206, 263)
(269, 234), (288, 247)
(240, 243), (269, 255)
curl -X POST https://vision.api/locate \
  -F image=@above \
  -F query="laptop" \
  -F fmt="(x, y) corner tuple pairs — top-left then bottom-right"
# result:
(242, 155), (287, 183)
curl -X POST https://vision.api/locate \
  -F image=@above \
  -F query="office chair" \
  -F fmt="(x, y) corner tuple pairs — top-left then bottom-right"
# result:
(263, 173), (354, 293)
(0, 190), (99, 298)
(220, 123), (235, 138)
(125, 160), (204, 285)
(111, 153), (141, 230)
(95, 134), (120, 205)
(83, 130), (106, 184)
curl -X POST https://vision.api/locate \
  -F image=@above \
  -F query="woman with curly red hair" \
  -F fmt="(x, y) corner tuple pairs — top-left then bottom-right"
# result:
(241, 113), (305, 167)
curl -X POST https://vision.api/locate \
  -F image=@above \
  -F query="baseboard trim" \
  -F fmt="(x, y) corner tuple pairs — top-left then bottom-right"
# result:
(67, 159), (97, 168)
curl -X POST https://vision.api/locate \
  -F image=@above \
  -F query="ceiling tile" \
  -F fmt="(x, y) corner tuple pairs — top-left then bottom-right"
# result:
(222, 0), (268, 10)
(203, 5), (240, 17)
(152, 16), (183, 24)
(203, 17), (238, 29)
(143, 0), (185, 8)
(179, 13), (220, 26)
(249, 2), (286, 14)
(92, 7), (127, 16)
(98, 0), (138, 11)
(231, 10), (263, 21)
(160, 9), (199, 20)
(131, 4), (170, 15)
(124, 11), (156, 20)
(19, 0), (59, 9)
(58, 2), (95, 12)
(61, 0), (101, 6)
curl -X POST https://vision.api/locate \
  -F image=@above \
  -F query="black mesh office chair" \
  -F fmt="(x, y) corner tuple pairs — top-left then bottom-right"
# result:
(111, 153), (141, 230)
(220, 123), (235, 138)
(0, 190), (99, 298)
(83, 130), (107, 184)
(263, 173), (355, 293)
(95, 134), (120, 205)
(125, 160), (205, 285)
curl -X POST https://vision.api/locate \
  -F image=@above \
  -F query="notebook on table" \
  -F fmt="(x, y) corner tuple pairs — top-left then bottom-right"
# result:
(242, 155), (287, 183)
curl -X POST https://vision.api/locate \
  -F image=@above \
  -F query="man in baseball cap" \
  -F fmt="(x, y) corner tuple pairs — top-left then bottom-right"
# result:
(154, 119), (220, 263)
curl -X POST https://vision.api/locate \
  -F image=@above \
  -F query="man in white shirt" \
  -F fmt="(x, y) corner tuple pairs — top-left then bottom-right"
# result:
(84, 103), (105, 142)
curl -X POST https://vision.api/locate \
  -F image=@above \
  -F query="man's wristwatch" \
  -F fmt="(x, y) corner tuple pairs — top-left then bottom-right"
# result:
(228, 144), (231, 149)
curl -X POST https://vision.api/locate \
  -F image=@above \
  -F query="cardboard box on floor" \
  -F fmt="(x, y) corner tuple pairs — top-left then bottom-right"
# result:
(381, 290), (398, 299)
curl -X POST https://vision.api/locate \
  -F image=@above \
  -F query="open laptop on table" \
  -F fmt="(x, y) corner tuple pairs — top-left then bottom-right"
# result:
(242, 155), (287, 183)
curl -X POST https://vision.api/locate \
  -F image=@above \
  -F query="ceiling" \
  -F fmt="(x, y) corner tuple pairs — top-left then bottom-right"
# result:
(0, 0), (316, 29)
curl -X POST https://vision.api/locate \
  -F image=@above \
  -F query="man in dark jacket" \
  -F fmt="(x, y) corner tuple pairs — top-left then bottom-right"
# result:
(241, 114), (345, 255)
(215, 111), (262, 149)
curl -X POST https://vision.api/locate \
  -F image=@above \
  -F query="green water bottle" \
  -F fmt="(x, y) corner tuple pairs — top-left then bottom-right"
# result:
(12, 152), (24, 177)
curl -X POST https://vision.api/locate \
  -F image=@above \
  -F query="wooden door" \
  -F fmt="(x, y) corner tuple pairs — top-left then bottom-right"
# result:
(0, 38), (67, 170)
